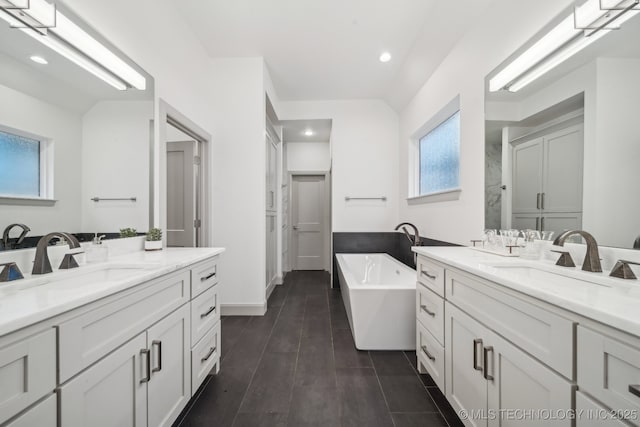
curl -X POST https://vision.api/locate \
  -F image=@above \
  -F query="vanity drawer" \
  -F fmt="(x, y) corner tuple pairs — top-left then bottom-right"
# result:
(0, 329), (56, 425)
(4, 394), (56, 427)
(416, 283), (444, 345)
(416, 256), (445, 297)
(191, 284), (219, 345)
(578, 326), (640, 417)
(58, 270), (189, 383)
(417, 320), (445, 392)
(576, 391), (630, 427)
(191, 258), (218, 298)
(191, 320), (221, 395)
(446, 269), (574, 379)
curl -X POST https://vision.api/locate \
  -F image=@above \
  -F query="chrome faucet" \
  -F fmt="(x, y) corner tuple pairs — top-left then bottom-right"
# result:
(395, 222), (421, 246)
(32, 232), (82, 275)
(552, 230), (602, 273)
(2, 223), (30, 250)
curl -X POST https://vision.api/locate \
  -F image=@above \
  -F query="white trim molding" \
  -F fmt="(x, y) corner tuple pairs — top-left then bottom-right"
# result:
(220, 303), (267, 316)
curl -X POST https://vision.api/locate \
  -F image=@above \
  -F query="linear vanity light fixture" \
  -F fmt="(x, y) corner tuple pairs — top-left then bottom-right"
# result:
(0, 0), (146, 91)
(489, 0), (640, 92)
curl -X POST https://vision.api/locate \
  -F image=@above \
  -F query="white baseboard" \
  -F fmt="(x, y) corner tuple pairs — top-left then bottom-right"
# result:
(275, 275), (284, 285)
(266, 281), (277, 299)
(220, 303), (267, 316)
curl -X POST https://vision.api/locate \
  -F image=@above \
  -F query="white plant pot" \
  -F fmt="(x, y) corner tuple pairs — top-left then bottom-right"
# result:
(145, 240), (163, 251)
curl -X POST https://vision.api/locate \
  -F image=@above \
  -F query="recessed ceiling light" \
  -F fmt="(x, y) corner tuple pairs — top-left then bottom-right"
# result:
(30, 55), (48, 65)
(304, 129), (314, 136)
(379, 52), (391, 63)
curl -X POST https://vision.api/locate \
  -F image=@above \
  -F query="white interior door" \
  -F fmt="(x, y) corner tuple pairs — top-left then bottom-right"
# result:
(291, 175), (325, 270)
(167, 141), (196, 247)
(512, 138), (543, 214)
(543, 124), (583, 213)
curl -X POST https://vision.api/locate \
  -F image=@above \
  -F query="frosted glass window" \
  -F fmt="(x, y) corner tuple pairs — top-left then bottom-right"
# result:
(419, 111), (460, 195)
(0, 130), (41, 197)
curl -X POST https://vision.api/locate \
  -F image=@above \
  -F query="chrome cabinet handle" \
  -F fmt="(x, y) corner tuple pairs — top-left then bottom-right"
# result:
(201, 305), (216, 318)
(536, 193), (541, 210)
(421, 345), (435, 361)
(541, 192), (545, 210)
(483, 346), (494, 381)
(420, 304), (436, 317)
(201, 271), (216, 281)
(473, 339), (484, 371)
(535, 217), (540, 232)
(420, 269), (436, 280)
(140, 348), (151, 383)
(201, 346), (217, 362)
(152, 340), (162, 373)
(629, 385), (640, 398)
(541, 216), (545, 231)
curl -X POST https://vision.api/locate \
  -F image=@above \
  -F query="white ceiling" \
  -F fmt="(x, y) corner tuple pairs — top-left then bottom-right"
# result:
(281, 119), (332, 143)
(175, 0), (495, 110)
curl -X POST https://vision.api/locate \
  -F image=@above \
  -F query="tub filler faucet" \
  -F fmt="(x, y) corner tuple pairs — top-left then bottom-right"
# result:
(395, 222), (421, 246)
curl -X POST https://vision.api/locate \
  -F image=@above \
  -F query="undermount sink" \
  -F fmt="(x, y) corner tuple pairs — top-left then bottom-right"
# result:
(482, 264), (613, 290)
(0, 263), (160, 294)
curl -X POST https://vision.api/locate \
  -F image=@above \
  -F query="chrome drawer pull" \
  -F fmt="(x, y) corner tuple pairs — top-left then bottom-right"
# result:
(201, 346), (217, 362)
(152, 340), (162, 373)
(420, 269), (436, 280)
(140, 348), (151, 383)
(201, 306), (216, 318)
(201, 271), (216, 281)
(420, 304), (436, 317)
(629, 385), (640, 398)
(483, 346), (494, 381)
(421, 345), (436, 361)
(473, 339), (483, 371)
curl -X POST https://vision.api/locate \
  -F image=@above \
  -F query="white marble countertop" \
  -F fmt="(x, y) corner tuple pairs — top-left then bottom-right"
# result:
(413, 246), (640, 337)
(0, 247), (224, 337)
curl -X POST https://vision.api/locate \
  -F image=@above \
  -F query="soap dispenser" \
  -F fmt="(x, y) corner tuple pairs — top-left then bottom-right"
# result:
(86, 233), (108, 263)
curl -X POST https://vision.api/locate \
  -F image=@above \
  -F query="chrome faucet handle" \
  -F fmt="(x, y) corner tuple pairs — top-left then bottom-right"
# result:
(59, 251), (84, 270)
(609, 260), (640, 280)
(0, 262), (24, 282)
(551, 250), (576, 268)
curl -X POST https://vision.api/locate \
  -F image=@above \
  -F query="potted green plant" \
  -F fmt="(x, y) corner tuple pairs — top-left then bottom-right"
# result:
(145, 228), (163, 251)
(119, 228), (137, 238)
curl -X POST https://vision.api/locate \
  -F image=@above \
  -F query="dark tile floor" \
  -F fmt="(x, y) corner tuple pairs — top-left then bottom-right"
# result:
(176, 271), (463, 427)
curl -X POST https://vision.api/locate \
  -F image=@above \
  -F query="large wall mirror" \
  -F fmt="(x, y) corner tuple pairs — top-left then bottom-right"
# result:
(0, 1), (154, 250)
(485, 1), (640, 249)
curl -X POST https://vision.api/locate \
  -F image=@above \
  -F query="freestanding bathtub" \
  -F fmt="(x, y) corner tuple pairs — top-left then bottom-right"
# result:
(335, 253), (416, 350)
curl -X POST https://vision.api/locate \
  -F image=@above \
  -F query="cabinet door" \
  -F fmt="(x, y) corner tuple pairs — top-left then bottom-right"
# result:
(541, 213), (582, 236)
(576, 392), (629, 427)
(511, 213), (541, 232)
(147, 304), (191, 427)
(512, 138), (543, 214)
(542, 125), (583, 213)
(486, 330), (573, 427)
(0, 329), (55, 425)
(445, 303), (489, 427)
(4, 394), (56, 427)
(59, 333), (147, 427)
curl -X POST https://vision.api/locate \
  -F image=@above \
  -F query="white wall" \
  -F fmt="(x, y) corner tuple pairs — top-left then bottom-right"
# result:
(279, 100), (399, 232)
(397, 0), (573, 245)
(210, 57), (268, 311)
(286, 142), (331, 172)
(591, 58), (640, 248)
(0, 83), (82, 235)
(81, 101), (153, 233)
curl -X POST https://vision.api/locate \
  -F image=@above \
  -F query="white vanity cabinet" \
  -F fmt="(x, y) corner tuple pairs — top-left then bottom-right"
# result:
(446, 303), (572, 427)
(0, 328), (56, 425)
(415, 253), (575, 427)
(0, 251), (222, 427)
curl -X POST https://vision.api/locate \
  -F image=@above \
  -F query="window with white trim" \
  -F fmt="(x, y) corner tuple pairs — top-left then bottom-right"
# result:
(418, 110), (460, 195)
(0, 126), (52, 200)
(409, 96), (461, 202)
